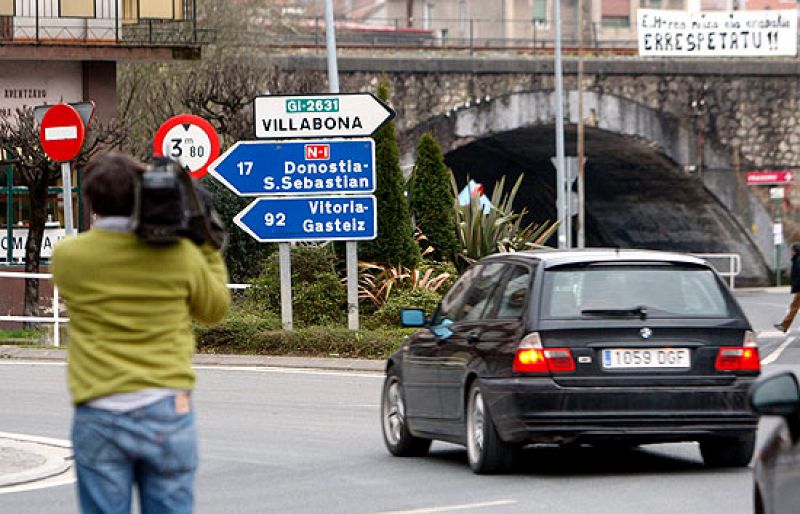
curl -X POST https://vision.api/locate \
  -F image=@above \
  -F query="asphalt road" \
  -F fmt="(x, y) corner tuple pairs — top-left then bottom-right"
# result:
(0, 289), (799, 514)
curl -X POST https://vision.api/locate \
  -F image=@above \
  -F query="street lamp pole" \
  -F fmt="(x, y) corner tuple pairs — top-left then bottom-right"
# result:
(554, 0), (567, 249)
(577, 0), (586, 249)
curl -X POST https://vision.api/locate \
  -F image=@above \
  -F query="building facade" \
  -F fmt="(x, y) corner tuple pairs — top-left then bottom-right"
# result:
(0, 0), (205, 266)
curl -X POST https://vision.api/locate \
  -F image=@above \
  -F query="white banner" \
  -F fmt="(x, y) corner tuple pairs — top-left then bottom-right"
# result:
(0, 228), (65, 261)
(638, 9), (798, 57)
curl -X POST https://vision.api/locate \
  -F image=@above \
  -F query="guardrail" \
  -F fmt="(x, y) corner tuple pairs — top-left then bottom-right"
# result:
(254, 17), (637, 54)
(0, 271), (249, 348)
(693, 253), (742, 290)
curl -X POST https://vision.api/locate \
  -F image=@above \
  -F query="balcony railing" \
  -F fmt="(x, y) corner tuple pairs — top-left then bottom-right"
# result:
(0, 0), (213, 46)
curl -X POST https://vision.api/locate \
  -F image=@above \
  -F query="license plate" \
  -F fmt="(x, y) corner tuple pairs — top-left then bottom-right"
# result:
(601, 348), (691, 369)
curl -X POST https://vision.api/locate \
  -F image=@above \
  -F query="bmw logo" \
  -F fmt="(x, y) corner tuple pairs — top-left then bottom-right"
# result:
(640, 328), (653, 339)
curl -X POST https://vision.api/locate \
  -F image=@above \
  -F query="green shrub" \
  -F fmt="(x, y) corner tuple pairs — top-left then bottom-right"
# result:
(421, 260), (458, 292)
(359, 81), (420, 268)
(247, 245), (342, 319)
(294, 272), (347, 326)
(369, 288), (442, 328)
(196, 324), (414, 359)
(409, 133), (459, 262)
(194, 309), (282, 346)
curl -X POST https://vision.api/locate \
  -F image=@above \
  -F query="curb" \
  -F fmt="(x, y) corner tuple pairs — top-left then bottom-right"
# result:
(0, 346), (386, 373)
(0, 434), (72, 489)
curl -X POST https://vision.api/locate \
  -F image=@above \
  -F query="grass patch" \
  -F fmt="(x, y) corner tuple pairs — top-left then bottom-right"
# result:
(0, 328), (42, 340)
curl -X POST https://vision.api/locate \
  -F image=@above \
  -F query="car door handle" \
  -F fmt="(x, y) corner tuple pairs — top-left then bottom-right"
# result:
(466, 330), (481, 344)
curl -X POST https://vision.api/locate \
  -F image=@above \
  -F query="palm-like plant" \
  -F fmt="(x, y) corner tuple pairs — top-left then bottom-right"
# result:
(452, 173), (558, 270)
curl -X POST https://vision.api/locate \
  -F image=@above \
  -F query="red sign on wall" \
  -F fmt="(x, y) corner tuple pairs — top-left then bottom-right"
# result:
(746, 171), (794, 185)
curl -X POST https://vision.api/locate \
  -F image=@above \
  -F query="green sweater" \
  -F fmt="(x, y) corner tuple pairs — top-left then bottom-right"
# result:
(52, 229), (230, 405)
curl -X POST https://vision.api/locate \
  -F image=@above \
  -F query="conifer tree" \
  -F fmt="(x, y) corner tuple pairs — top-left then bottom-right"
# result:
(359, 81), (420, 267)
(410, 133), (459, 262)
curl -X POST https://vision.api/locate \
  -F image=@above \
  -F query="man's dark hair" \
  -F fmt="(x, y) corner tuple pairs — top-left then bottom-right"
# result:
(82, 152), (145, 217)
(792, 242), (800, 254)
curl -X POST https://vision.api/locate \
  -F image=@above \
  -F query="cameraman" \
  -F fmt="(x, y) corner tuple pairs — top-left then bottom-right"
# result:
(52, 152), (230, 514)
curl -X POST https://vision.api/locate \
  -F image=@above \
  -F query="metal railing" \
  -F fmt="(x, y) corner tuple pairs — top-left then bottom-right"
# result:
(693, 253), (742, 290)
(0, 271), (248, 347)
(247, 16), (640, 54)
(0, 0), (213, 46)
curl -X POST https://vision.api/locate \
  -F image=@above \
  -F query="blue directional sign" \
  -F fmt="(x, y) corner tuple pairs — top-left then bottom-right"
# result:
(234, 195), (377, 242)
(208, 138), (375, 196)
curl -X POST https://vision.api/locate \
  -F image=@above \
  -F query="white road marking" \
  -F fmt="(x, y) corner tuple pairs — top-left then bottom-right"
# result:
(377, 500), (517, 514)
(0, 432), (71, 448)
(193, 365), (383, 378)
(0, 432), (74, 495)
(762, 336), (797, 365)
(0, 361), (383, 379)
(758, 330), (785, 338)
(44, 126), (78, 141)
(0, 469), (75, 495)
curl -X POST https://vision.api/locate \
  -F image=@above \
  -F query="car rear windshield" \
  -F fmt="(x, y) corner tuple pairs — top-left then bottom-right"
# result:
(541, 264), (734, 319)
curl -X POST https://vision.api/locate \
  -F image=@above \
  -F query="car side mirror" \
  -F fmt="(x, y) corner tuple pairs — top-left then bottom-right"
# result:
(400, 308), (427, 327)
(750, 372), (800, 417)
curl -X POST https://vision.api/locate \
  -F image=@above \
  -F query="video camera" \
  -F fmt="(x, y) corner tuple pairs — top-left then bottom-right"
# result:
(131, 157), (227, 249)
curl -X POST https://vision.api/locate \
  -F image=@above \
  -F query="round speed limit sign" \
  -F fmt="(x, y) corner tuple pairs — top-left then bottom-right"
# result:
(153, 114), (220, 178)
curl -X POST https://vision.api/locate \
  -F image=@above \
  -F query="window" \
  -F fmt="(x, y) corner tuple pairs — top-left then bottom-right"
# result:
(602, 0), (630, 27)
(541, 265), (733, 319)
(135, 0), (185, 20)
(60, 0), (95, 18)
(496, 265), (532, 319)
(461, 263), (505, 321)
(0, 0), (13, 16)
(533, 0), (547, 22)
(436, 265), (481, 324)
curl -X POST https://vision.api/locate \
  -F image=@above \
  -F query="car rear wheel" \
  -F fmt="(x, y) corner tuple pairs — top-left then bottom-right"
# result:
(699, 432), (756, 468)
(466, 382), (514, 474)
(381, 372), (431, 457)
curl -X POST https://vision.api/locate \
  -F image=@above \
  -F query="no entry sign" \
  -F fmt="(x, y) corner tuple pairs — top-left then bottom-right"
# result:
(154, 114), (220, 179)
(39, 104), (85, 162)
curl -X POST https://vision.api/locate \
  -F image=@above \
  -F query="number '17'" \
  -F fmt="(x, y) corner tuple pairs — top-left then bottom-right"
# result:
(238, 161), (253, 176)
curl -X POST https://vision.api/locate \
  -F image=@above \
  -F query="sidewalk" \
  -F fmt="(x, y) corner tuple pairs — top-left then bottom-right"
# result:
(0, 345), (386, 372)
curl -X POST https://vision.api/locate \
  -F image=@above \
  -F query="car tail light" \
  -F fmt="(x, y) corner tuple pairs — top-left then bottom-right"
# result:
(513, 332), (575, 374)
(715, 346), (760, 372)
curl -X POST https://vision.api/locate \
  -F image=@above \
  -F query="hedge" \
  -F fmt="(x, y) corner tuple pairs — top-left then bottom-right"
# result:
(194, 312), (415, 359)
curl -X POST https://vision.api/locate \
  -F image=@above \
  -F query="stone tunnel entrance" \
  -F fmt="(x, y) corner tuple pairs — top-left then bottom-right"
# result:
(443, 124), (771, 284)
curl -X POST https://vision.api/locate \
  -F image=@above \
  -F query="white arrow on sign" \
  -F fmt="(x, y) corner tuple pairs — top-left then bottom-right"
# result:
(254, 93), (396, 140)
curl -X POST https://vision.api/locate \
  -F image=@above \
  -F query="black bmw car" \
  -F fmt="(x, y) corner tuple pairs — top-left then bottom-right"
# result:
(381, 250), (760, 474)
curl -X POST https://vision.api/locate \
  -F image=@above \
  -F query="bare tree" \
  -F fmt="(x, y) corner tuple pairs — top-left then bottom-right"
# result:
(0, 108), (127, 321)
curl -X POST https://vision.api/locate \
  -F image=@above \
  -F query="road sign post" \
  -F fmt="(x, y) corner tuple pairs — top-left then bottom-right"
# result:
(38, 103), (91, 237)
(748, 171), (793, 284)
(210, 73), (394, 331)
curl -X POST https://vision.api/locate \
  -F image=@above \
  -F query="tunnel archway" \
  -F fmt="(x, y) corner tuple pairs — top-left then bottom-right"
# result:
(403, 90), (773, 284)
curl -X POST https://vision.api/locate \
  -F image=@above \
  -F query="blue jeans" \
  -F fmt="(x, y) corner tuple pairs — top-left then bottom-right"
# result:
(72, 396), (198, 514)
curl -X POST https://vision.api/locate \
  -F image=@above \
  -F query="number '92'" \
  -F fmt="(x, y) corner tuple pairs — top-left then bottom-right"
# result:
(264, 213), (286, 227)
